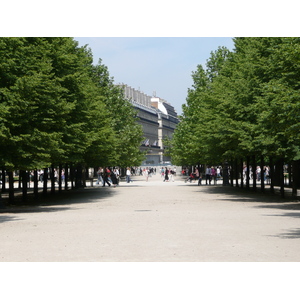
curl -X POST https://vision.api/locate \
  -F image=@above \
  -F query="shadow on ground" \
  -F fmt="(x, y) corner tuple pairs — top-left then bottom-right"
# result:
(275, 228), (300, 239)
(192, 185), (300, 213)
(0, 186), (115, 216)
(189, 184), (300, 239)
(192, 184), (300, 203)
(0, 215), (23, 223)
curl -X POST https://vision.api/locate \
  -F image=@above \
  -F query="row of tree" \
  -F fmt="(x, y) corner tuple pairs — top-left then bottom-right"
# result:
(169, 37), (300, 196)
(0, 37), (144, 203)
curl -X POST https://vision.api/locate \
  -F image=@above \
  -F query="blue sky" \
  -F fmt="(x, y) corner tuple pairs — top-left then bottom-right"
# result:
(3, 2), (295, 116)
(75, 37), (235, 115)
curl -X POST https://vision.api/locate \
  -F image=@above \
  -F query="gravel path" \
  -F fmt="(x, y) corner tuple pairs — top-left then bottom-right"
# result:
(1, 173), (300, 262)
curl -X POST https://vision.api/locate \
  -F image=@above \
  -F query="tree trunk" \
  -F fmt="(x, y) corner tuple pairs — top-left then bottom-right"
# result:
(292, 160), (298, 197)
(240, 158), (244, 189)
(2, 168), (6, 193)
(252, 155), (256, 192)
(75, 164), (84, 188)
(58, 164), (62, 192)
(246, 156), (250, 189)
(279, 158), (285, 198)
(269, 157), (274, 194)
(18, 171), (21, 189)
(34, 169), (39, 200)
(222, 161), (229, 186)
(0, 168), (5, 208)
(65, 164), (69, 191)
(43, 167), (48, 195)
(50, 165), (55, 194)
(235, 159), (239, 187)
(70, 163), (74, 189)
(21, 170), (28, 202)
(260, 155), (265, 193)
(8, 171), (14, 204)
(288, 163), (292, 188)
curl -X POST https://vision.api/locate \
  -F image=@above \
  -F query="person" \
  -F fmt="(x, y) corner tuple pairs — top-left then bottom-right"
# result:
(198, 174), (202, 185)
(256, 166), (261, 181)
(243, 165), (247, 184)
(54, 169), (58, 184)
(211, 166), (216, 184)
(96, 167), (103, 185)
(185, 171), (195, 183)
(113, 168), (120, 185)
(205, 166), (211, 185)
(38, 170), (44, 182)
(195, 167), (199, 178)
(61, 169), (65, 183)
(110, 169), (118, 187)
(143, 168), (149, 181)
(216, 167), (221, 180)
(169, 169), (175, 182)
(105, 167), (112, 183)
(265, 166), (270, 184)
(102, 167), (111, 187)
(164, 167), (169, 182)
(126, 167), (132, 183)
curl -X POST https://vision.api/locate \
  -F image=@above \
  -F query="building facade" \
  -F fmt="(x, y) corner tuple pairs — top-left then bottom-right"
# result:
(118, 84), (180, 165)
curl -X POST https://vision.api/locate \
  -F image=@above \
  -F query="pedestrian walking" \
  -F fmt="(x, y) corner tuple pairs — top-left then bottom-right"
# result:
(169, 169), (175, 182)
(164, 167), (169, 182)
(143, 168), (149, 181)
(205, 166), (212, 185)
(211, 166), (216, 184)
(126, 167), (132, 183)
(96, 167), (104, 185)
(110, 169), (118, 187)
(161, 167), (165, 178)
(102, 167), (111, 187)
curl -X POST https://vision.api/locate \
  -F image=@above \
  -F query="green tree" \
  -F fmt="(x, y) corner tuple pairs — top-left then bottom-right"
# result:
(91, 61), (145, 167)
(170, 47), (232, 165)
(0, 37), (67, 170)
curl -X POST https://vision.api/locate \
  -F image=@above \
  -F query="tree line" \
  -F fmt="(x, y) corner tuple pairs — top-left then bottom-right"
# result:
(169, 37), (300, 197)
(0, 37), (144, 203)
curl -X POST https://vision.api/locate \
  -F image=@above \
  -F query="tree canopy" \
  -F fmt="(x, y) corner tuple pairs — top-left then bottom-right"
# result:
(170, 38), (300, 166)
(0, 37), (144, 172)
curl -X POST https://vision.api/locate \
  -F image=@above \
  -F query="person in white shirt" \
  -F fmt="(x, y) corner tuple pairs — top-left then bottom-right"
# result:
(126, 167), (132, 183)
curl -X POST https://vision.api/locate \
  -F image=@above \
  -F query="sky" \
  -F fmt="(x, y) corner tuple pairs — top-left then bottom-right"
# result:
(75, 37), (235, 115)
(3, 2), (296, 115)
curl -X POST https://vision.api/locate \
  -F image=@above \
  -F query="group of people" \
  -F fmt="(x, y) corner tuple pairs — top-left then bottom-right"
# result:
(161, 167), (176, 182)
(96, 167), (120, 187)
(184, 166), (222, 185)
(138, 167), (156, 176)
(242, 165), (270, 183)
(35, 168), (65, 184)
(133, 166), (177, 182)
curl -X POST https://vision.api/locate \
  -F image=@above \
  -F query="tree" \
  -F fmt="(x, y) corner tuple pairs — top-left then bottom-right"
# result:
(91, 61), (145, 167)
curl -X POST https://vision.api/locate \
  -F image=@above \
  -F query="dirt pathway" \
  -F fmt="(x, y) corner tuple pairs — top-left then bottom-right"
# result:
(1, 174), (300, 262)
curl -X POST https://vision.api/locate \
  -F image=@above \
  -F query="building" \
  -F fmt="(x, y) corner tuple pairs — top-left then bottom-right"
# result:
(118, 84), (180, 165)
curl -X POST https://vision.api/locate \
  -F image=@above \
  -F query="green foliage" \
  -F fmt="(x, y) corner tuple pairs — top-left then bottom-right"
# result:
(0, 37), (144, 171)
(90, 61), (145, 167)
(171, 38), (300, 165)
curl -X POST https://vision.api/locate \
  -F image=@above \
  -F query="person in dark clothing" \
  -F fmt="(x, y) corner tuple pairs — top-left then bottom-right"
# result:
(110, 170), (118, 187)
(102, 167), (111, 187)
(164, 167), (169, 182)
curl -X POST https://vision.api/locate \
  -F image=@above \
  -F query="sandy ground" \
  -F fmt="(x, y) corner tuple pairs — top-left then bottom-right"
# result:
(1, 173), (300, 262)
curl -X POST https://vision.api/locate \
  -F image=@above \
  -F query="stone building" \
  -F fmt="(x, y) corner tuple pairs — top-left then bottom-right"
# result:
(118, 84), (180, 165)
